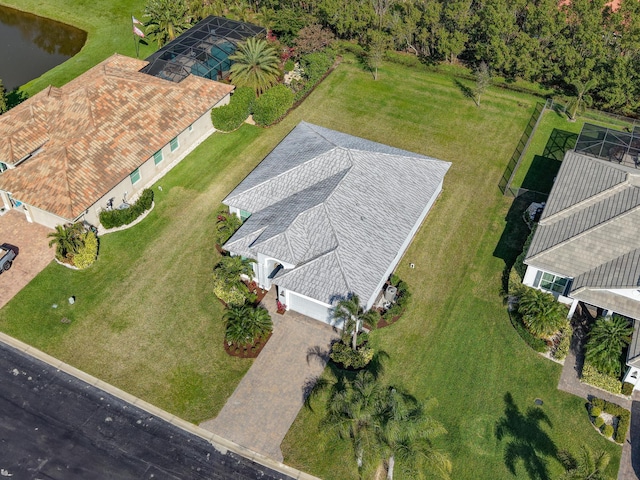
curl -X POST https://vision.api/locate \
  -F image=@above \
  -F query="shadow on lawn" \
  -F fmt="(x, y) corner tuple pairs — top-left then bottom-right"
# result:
(495, 393), (558, 480)
(493, 191), (545, 293)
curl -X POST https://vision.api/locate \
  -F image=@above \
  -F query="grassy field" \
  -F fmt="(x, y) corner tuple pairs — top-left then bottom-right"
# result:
(0, 0), (155, 95)
(0, 5), (623, 475)
(510, 107), (635, 194)
(279, 61), (622, 479)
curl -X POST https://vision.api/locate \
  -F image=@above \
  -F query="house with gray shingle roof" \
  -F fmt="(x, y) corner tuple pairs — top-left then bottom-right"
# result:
(523, 147), (640, 389)
(223, 121), (450, 324)
(0, 54), (233, 229)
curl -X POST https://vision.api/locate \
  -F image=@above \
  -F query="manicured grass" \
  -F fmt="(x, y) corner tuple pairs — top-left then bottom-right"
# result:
(0, 26), (622, 477)
(0, 127), (270, 423)
(279, 60), (622, 479)
(510, 107), (635, 193)
(0, 0), (156, 95)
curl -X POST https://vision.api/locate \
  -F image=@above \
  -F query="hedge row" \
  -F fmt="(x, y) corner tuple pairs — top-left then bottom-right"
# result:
(253, 85), (294, 126)
(581, 361), (623, 394)
(211, 86), (254, 132)
(509, 311), (547, 352)
(99, 189), (154, 229)
(293, 51), (336, 103)
(590, 397), (631, 444)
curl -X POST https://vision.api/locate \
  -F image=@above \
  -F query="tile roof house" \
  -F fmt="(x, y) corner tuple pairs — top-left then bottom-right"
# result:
(523, 148), (640, 389)
(223, 121), (451, 325)
(0, 54), (233, 229)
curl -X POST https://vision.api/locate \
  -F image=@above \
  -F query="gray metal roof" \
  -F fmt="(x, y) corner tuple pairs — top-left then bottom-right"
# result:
(223, 121), (451, 306)
(525, 149), (640, 317)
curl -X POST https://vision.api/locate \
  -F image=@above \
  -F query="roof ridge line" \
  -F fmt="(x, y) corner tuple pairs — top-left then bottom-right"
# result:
(528, 204), (640, 262)
(321, 202), (352, 292)
(225, 147), (347, 204)
(541, 179), (630, 225)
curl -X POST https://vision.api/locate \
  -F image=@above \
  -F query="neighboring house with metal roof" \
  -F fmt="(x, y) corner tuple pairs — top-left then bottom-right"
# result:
(0, 54), (233, 229)
(522, 145), (640, 389)
(222, 121), (451, 325)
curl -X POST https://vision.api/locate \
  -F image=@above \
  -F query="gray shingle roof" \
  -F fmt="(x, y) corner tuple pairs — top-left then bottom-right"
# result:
(525, 149), (640, 317)
(223, 121), (450, 306)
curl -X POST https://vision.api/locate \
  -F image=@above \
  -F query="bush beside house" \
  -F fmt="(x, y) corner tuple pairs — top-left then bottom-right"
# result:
(252, 85), (294, 126)
(99, 189), (154, 229)
(210, 86), (255, 132)
(48, 223), (99, 270)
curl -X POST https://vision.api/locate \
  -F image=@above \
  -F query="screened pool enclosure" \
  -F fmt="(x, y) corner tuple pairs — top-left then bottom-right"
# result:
(141, 16), (265, 83)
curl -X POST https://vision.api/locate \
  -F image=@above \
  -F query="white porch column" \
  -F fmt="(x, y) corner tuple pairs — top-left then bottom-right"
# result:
(567, 298), (580, 319)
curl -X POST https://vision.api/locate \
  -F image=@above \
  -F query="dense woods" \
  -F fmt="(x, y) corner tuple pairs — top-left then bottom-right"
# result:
(177, 0), (640, 116)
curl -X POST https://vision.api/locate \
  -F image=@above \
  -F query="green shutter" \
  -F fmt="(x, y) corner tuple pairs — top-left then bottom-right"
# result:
(153, 150), (163, 165)
(130, 168), (141, 184)
(170, 137), (179, 152)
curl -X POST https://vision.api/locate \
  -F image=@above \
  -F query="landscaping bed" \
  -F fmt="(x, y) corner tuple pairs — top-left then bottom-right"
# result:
(224, 332), (272, 359)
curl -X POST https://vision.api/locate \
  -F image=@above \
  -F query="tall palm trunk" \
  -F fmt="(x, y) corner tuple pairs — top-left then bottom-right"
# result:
(351, 317), (360, 350)
(387, 455), (395, 480)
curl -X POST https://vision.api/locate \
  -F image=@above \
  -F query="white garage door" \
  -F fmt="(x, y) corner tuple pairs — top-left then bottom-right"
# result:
(288, 292), (332, 324)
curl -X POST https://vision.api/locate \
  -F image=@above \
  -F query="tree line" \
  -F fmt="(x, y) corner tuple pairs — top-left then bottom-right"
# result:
(149, 0), (640, 116)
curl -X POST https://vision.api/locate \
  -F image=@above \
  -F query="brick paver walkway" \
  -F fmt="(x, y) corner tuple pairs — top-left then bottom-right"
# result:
(200, 289), (339, 461)
(0, 210), (54, 309)
(557, 315), (639, 479)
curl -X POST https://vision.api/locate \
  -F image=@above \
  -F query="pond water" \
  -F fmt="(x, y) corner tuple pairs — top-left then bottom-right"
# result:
(0, 5), (86, 91)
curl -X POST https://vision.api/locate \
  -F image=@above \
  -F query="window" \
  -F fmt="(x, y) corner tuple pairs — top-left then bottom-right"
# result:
(188, 124), (193, 132)
(170, 137), (179, 152)
(153, 150), (163, 165)
(538, 272), (568, 294)
(240, 209), (251, 222)
(130, 168), (141, 184)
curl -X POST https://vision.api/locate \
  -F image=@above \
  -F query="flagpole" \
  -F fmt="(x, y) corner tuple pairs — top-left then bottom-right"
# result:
(131, 14), (140, 58)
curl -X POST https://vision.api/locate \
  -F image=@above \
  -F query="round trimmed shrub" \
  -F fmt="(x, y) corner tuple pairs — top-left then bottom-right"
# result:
(602, 424), (614, 438)
(590, 407), (602, 417)
(593, 416), (604, 428)
(211, 86), (255, 132)
(252, 85), (294, 126)
(622, 382), (634, 396)
(329, 341), (374, 370)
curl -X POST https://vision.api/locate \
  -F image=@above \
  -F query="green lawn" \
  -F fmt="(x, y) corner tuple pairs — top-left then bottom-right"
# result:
(279, 61), (622, 479)
(0, 5), (623, 475)
(510, 107), (635, 194)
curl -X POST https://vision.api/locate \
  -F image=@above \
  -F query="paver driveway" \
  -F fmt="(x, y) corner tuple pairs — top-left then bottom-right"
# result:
(0, 210), (54, 309)
(201, 290), (339, 461)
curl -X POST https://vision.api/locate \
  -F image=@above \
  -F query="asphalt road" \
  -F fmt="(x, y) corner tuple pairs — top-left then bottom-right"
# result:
(0, 342), (293, 479)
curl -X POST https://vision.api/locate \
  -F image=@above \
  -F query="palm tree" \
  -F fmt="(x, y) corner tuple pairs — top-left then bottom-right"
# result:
(321, 371), (383, 471)
(224, 304), (273, 346)
(213, 255), (255, 287)
(585, 315), (633, 376)
(566, 78), (597, 121)
(48, 223), (84, 261)
(333, 294), (379, 351)
(144, 0), (191, 48)
(558, 445), (610, 480)
(377, 388), (451, 480)
(518, 287), (566, 338)
(214, 208), (242, 247)
(229, 38), (280, 96)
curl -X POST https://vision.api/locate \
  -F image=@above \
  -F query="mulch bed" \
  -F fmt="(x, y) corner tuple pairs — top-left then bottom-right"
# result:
(223, 333), (272, 359)
(245, 280), (267, 304)
(376, 311), (403, 329)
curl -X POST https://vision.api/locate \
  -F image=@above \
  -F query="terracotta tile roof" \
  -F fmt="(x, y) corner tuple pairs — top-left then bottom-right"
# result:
(0, 54), (233, 219)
